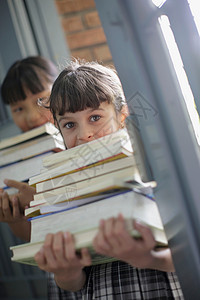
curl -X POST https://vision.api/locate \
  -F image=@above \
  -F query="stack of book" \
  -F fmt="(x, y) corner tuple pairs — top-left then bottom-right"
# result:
(10, 129), (167, 266)
(0, 122), (65, 193)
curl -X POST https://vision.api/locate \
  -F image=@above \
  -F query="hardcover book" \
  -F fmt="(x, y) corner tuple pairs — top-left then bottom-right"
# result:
(10, 191), (167, 266)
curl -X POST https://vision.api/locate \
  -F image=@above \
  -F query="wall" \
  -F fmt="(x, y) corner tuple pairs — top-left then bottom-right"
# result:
(54, 0), (113, 65)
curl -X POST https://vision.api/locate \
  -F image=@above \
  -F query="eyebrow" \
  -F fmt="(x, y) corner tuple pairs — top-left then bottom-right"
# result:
(57, 107), (105, 123)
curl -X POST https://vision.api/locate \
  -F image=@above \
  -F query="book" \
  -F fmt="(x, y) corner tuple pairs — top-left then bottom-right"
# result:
(35, 155), (139, 193)
(30, 166), (136, 206)
(42, 128), (131, 168)
(0, 122), (60, 150)
(10, 230), (118, 266)
(25, 189), (127, 218)
(10, 191), (167, 266)
(0, 134), (65, 167)
(0, 122), (65, 189)
(0, 151), (53, 189)
(28, 131), (133, 187)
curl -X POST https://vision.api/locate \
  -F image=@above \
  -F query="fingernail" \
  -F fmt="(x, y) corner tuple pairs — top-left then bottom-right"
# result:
(99, 219), (105, 227)
(118, 213), (124, 220)
(134, 219), (144, 227)
(64, 232), (68, 240)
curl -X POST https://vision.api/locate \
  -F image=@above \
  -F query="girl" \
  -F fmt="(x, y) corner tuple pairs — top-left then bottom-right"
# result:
(35, 60), (184, 299)
(0, 56), (59, 240)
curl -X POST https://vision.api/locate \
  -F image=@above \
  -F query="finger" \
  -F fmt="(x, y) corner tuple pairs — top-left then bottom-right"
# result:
(93, 219), (112, 253)
(63, 232), (77, 262)
(80, 248), (91, 266)
(42, 234), (57, 269)
(112, 214), (132, 243)
(35, 247), (47, 269)
(2, 192), (12, 218)
(134, 220), (156, 249)
(4, 179), (22, 189)
(53, 232), (65, 263)
(11, 196), (21, 218)
(102, 217), (122, 249)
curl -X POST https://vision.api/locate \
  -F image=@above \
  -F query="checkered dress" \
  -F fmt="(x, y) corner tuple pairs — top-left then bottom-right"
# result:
(48, 261), (184, 299)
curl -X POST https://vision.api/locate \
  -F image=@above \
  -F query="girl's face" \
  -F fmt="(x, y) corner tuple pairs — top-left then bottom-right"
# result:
(10, 86), (53, 132)
(57, 102), (124, 149)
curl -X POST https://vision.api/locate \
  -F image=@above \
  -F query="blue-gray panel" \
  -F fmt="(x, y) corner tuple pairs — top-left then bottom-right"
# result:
(95, 0), (200, 298)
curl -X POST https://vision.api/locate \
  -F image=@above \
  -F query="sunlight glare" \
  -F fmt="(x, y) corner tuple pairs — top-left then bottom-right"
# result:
(159, 15), (200, 144)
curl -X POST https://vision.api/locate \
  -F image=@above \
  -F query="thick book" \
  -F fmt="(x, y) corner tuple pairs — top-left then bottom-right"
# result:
(42, 128), (131, 168)
(28, 129), (133, 186)
(10, 191), (167, 266)
(0, 134), (65, 167)
(0, 122), (60, 150)
(0, 151), (53, 189)
(25, 190), (126, 218)
(30, 191), (166, 244)
(35, 156), (139, 193)
(30, 166), (135, 207)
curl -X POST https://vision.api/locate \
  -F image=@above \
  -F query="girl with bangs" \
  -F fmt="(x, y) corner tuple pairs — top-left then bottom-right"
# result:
(0, 56), (58, 240)
(35, 60), (183, 300)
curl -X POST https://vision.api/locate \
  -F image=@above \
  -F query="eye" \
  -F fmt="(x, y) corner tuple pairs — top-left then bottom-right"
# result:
(90, 115), (101, 122)
(64, 122), (74, 129)
(13, 107), (23, 113)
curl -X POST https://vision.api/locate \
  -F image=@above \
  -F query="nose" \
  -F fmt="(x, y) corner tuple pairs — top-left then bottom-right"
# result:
(77, 125), (94, 144)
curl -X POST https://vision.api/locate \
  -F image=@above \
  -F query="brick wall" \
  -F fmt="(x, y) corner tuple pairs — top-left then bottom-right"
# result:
(54, 0), (113, 65)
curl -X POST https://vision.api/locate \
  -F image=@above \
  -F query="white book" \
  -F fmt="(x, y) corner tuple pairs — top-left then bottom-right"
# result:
(35, 156), (139, 193)
(30, 190), (167, 245)
(25, 190), (121, 217)
(28, 139), (133, 186)
(0, 151), (53, 189)
(0, 122), (59, 150)
(42, 128), (131, 168)
(0, 134), (65, 167)
(31, 166), (136, 206)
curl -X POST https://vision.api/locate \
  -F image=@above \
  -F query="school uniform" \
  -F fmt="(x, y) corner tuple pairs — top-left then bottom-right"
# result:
(48, 261), (184, 299)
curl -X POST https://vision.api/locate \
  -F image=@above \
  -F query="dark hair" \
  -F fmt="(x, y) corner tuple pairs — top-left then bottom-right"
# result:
(1, 56), (58, 104)
(49, 60), (126, 120)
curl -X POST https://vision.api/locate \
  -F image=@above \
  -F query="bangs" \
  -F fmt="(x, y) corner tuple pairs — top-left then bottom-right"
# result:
(3, 69), (48, 105)
(1, 56), (58, 105)
(50, 69), (113, 118)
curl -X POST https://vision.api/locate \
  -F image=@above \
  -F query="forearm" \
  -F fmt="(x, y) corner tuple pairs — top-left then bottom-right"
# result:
(54, 269), (86, 292)
(148, 248), (175, 272)
(8, 220), (31, 241)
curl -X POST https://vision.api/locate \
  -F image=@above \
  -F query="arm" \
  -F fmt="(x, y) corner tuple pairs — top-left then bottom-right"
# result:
(93, 214), (175, 273)
(35, 231), (91, 292)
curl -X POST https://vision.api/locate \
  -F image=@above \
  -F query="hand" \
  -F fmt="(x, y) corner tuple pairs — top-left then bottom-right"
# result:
(35, 231), (91, 291)
(4, 179), (35, 211)
(0, 190), (27, 223)
(93, 214), (157, 269)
